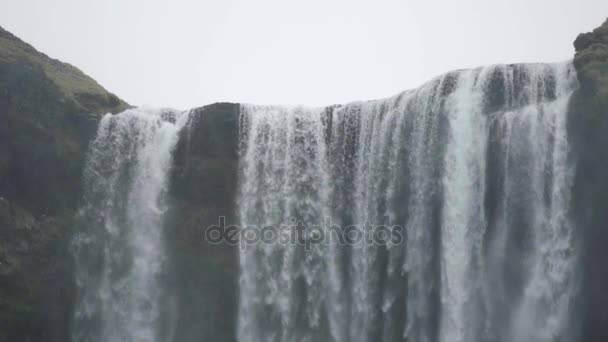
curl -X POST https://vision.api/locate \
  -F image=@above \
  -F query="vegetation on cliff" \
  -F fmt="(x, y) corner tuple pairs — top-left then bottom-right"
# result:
(0, 15), (608, 342)
(0, 25), (129, 341)
(0, 26), (128, 114)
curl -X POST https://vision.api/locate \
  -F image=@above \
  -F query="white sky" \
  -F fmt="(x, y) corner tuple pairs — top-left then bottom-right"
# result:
(1, 0), (607, 109)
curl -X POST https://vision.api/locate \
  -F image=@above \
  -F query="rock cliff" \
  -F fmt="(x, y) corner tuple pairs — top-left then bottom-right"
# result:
(1, 16), (608, 342)
(569, 17), (608, 342)
(0, 25), (128, 341)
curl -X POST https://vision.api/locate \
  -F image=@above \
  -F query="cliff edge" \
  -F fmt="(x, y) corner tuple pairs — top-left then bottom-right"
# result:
(1, 16), (608, 342)
(0, 25), (129, 341)
(570, 17), (608, 342)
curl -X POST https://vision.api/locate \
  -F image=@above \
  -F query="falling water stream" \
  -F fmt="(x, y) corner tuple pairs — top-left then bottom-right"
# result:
(237, 62), (579, 342)
(70, 62), (578, 342)
(72, 108), (188, 342)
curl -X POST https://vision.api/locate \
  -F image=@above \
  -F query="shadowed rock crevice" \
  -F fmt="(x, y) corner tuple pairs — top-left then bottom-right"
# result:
(167, 103), (240, 342)
(1, 16), (608, 342)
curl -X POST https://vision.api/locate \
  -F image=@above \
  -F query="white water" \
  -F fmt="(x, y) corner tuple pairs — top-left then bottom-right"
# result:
(72, 108), (188, 342)
(238, 62), (579, 342)
(68, 63), (578, 342)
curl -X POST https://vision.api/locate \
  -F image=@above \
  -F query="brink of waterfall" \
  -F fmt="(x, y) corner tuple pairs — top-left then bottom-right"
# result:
(69, 62), (581, 342)
(237, 62), (579, 342)
(72, 108), (189, 342)
(5, 16), (608, 342)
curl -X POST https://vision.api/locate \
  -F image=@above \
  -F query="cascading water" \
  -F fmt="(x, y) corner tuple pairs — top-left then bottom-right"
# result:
(72, 108), (188, 342)
(237, 62), (579, 342)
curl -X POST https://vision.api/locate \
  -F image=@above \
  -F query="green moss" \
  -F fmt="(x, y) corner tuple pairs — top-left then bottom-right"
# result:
(0, 26), (129, 114)
(0, 24), (126, 342)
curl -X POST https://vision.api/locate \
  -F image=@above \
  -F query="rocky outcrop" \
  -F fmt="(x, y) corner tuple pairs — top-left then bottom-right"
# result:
(167, 103), (240, 342)
(573, 17), (608, 113)
(0, 26), (129, 115)
(0, 25), (129, 341)
(569, 17), (608, 342)
(0, 198), (73, 341)
(0, 25), (129, 214)
(1, 16), (608, 342)
(0, 23), (243, 340)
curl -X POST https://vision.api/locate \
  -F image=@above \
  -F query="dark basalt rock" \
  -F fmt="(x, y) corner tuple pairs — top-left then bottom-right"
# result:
(0, 25), (130, 341)
(167, 103), (240, 342)
(0, 15), (608, 342)
(0, 198), (74, 342)
(569, 17), (608, 342)
(573, 17), (608, 114)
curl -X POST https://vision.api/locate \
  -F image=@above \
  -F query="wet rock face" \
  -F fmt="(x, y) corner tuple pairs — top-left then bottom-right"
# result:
(0, 25), (130, 341)
(166, 103), (240, 342)
(570, 17), (608, 342)
(172, 103), (240, 206)
(1, 15), (608, 342)
(0, 198), (74, 342)
(573, 18), (608, 112)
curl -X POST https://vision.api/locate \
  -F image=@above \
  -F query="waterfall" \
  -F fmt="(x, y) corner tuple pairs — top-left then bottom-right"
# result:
(72, 108), (188, 342)
(237, 62), (579, 342)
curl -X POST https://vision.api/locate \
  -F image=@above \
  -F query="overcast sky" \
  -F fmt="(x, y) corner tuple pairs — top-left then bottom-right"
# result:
(2, 0), (607, 109)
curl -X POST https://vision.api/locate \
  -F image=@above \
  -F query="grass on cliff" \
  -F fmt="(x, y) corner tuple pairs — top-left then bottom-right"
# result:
(0, 26), (129, 113)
